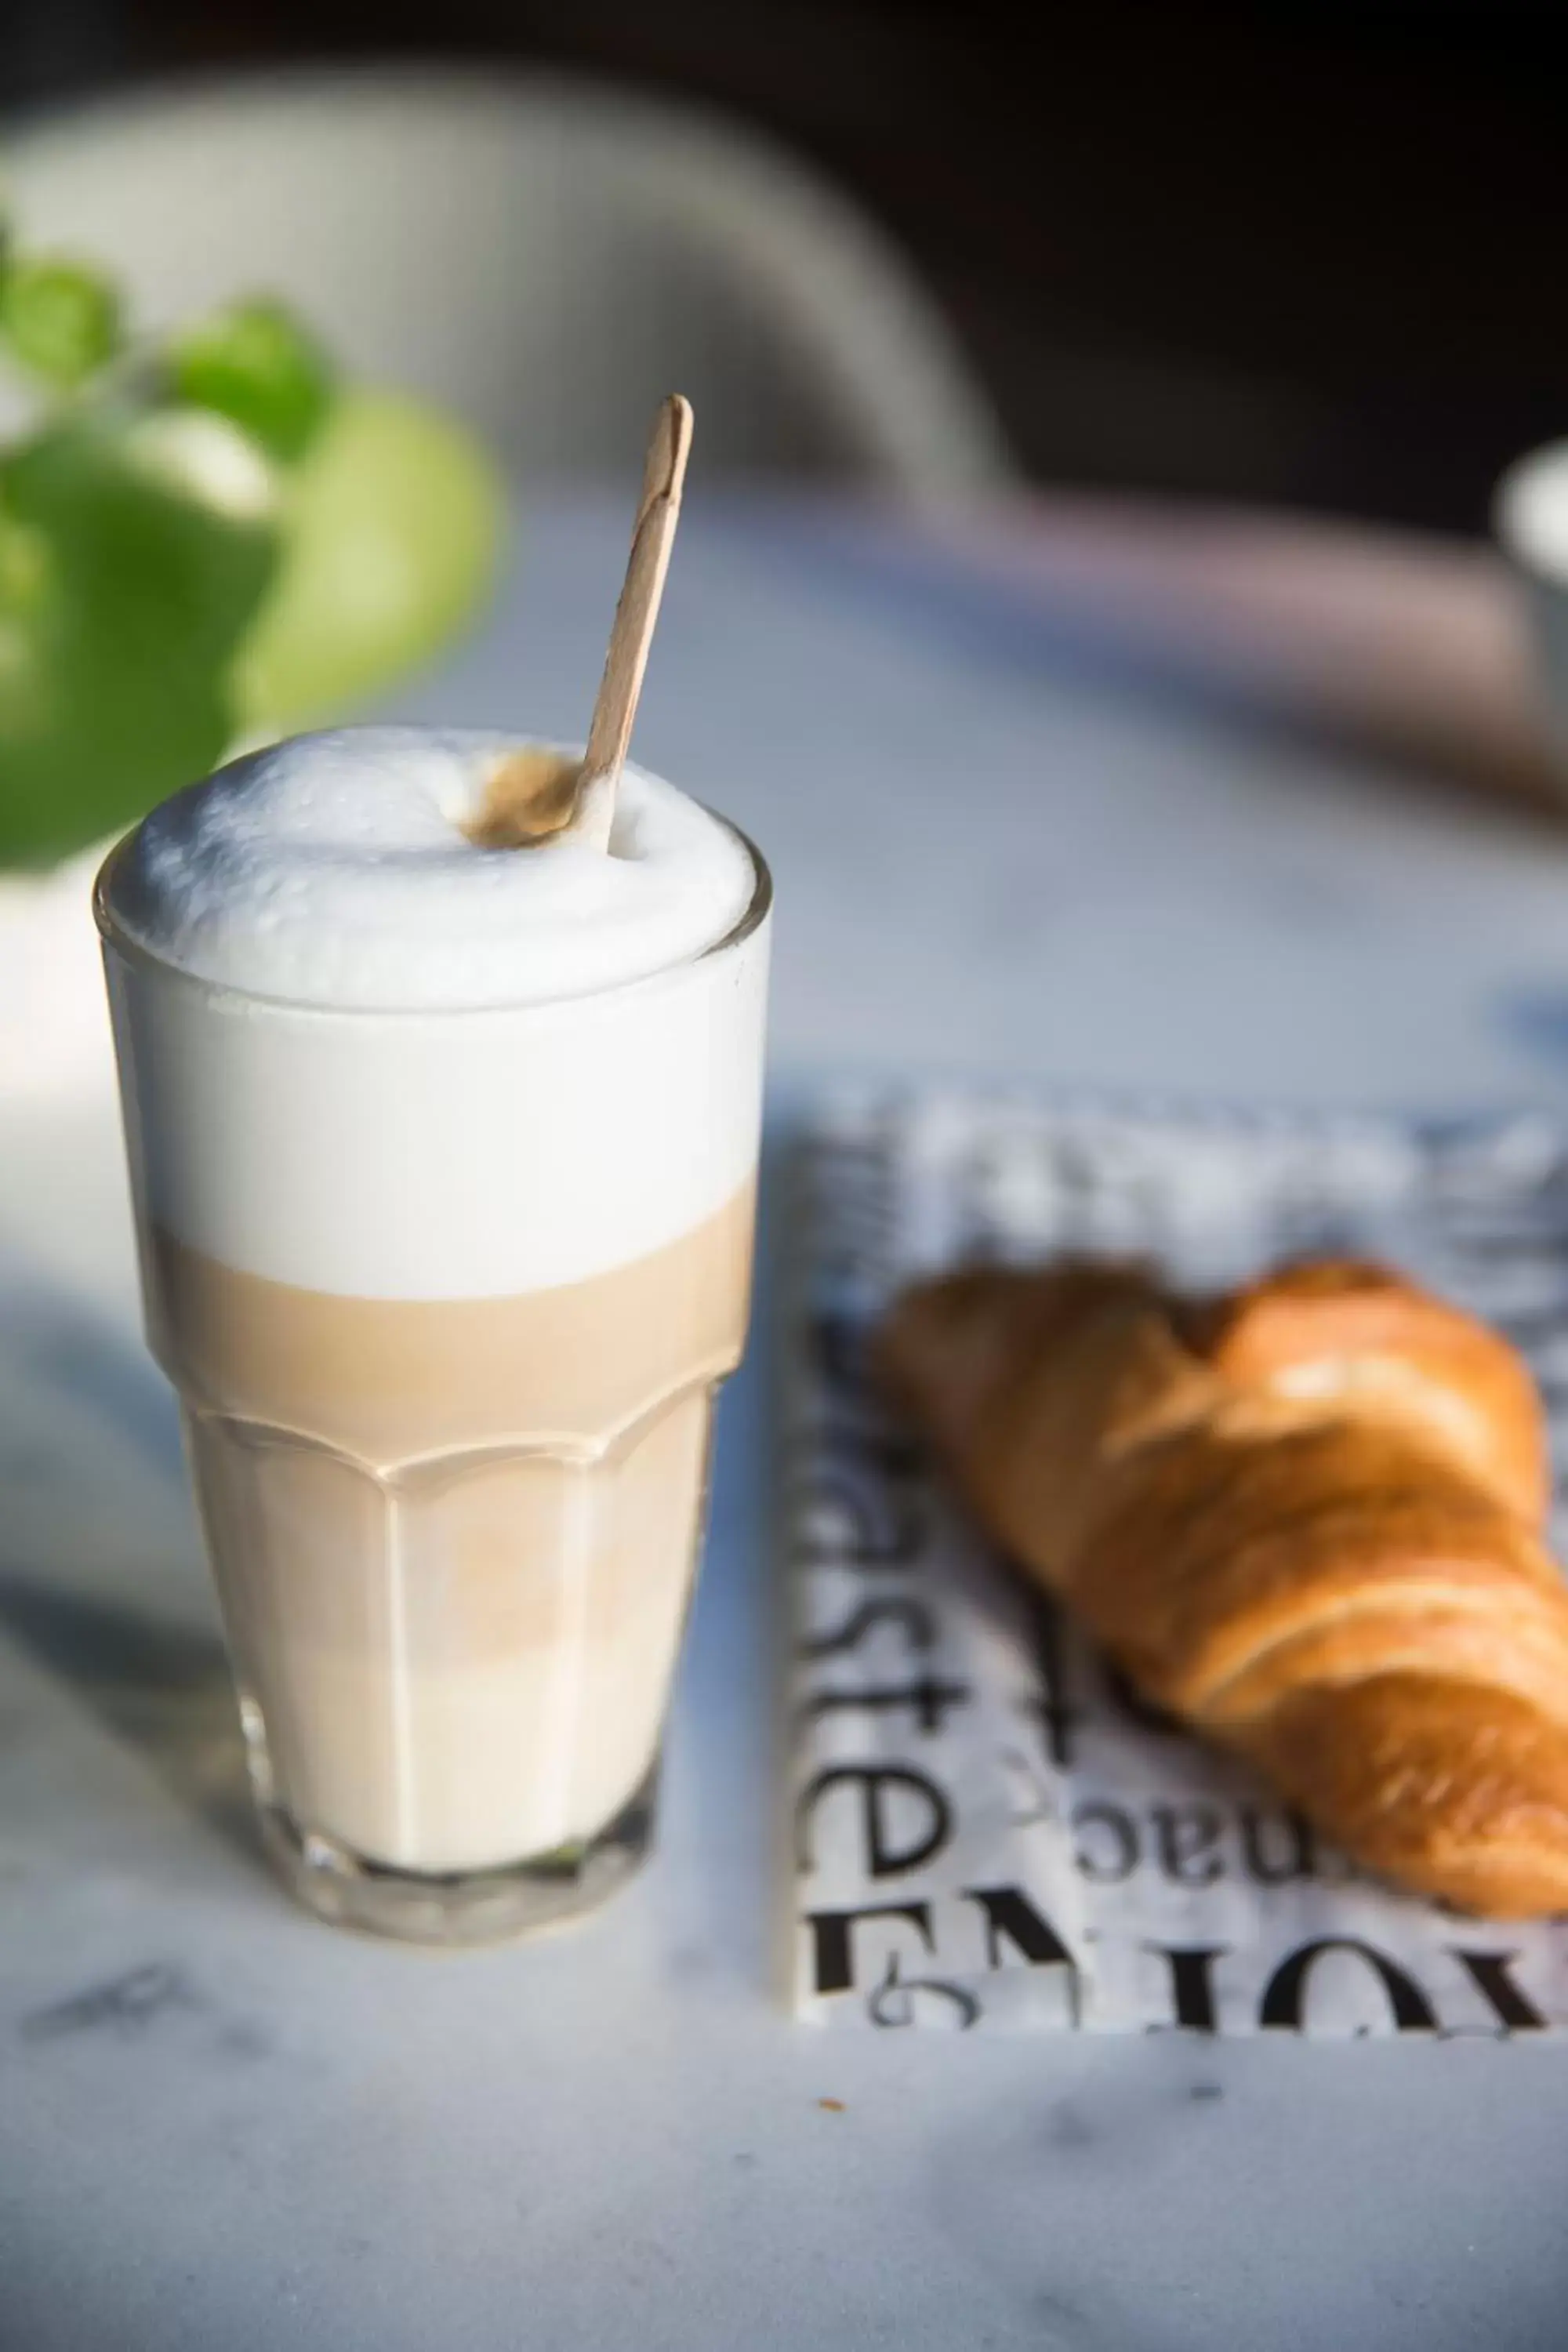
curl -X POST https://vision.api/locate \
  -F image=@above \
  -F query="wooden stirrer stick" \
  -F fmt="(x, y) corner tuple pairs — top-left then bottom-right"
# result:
(574, 394), (694, 852)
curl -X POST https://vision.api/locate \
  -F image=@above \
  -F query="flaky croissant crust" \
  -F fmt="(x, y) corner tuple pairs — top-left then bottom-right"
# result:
(877, 1257), (1568, 1917)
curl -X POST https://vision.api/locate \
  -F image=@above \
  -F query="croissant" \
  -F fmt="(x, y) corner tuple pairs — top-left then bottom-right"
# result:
(876, 1257), (1568, 1916)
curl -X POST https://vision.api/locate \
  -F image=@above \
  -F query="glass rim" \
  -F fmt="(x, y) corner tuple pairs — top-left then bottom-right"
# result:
(93, 805), (771, 1025)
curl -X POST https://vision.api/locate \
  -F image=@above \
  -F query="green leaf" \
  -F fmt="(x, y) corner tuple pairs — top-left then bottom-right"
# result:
(169, 298), (336, 463)
(0, 406), (281, 866)
(1, 256), (122, 388)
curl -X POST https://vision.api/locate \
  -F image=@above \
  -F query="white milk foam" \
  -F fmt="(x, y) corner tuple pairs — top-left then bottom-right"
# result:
(107, 726), (753, 1011)
(100, 728), (769, 1301)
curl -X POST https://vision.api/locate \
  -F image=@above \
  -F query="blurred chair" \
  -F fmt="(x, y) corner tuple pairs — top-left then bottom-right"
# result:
(2, 64), (1011, 490)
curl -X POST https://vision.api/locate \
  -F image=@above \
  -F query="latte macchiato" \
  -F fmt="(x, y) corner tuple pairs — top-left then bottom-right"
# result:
(98, 727), (770, 1940)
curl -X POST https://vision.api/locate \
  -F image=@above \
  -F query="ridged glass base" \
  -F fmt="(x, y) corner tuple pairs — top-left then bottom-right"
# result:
(255, 1763), (659, 1946)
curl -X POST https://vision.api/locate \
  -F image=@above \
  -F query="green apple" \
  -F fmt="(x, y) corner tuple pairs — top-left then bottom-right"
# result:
(235, 385), (504, 735)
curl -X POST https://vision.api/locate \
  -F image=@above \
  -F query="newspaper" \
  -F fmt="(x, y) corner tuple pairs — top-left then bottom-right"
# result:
(785, 1090), (1568, 2034)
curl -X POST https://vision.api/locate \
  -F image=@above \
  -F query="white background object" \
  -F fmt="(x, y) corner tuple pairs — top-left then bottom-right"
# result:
(2, 67), (1008, 489)
(1496, 438), (1568, 764)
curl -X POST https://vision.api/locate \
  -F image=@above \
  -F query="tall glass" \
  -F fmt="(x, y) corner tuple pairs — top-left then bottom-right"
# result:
(96, 821), (770, 1944)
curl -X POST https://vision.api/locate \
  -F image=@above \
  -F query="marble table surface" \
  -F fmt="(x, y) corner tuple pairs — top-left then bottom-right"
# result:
(5, 492), (1568, 2350)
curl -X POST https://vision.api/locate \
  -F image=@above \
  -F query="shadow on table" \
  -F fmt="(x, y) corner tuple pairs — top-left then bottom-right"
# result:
(734, 502), (1567, 839)
(0, 1252), (256, 1863)
(0, 1572), (256, 1860)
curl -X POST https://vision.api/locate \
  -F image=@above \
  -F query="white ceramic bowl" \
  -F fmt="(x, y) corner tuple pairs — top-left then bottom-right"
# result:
(1494, 439), (1568, 762)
